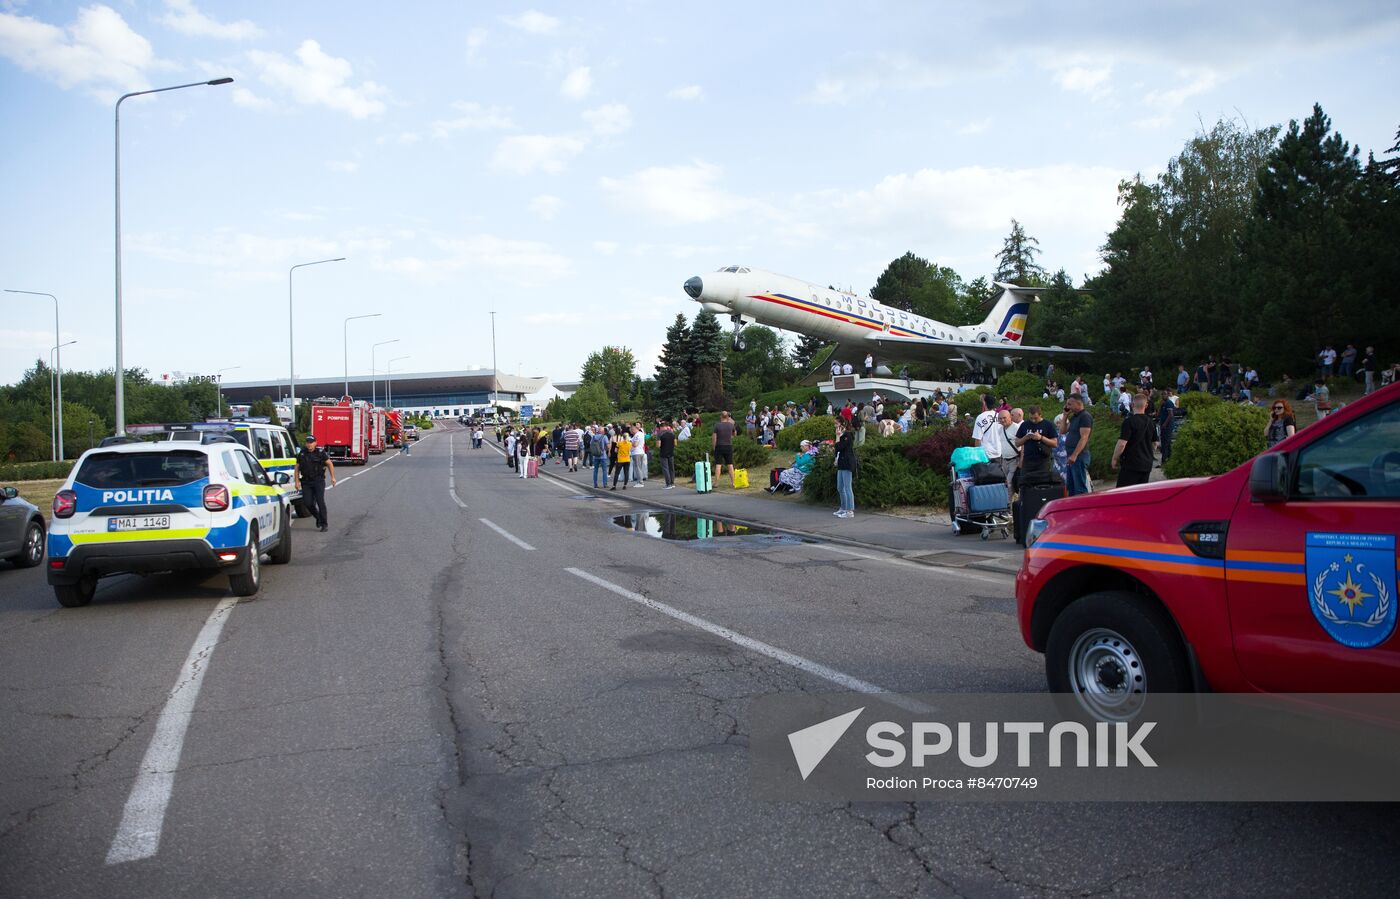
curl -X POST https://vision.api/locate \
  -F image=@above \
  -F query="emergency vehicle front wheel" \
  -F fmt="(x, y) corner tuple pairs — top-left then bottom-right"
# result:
(1046, 591), (1191, 722)
(228, 525), (261, 597)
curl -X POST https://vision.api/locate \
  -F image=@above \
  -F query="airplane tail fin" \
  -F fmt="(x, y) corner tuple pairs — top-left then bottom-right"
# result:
(974, 282), (1042, 345)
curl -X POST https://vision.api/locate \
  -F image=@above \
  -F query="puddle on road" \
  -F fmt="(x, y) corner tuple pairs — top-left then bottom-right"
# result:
(610, 511), (807, 547)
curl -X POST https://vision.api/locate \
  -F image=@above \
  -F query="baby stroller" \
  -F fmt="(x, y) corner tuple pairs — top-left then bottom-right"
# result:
(948, 447), (1012, 540)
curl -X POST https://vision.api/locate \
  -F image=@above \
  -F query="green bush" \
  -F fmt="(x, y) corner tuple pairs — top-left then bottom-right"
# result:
(1162, 403), (1268, 479)
(775, 415), (836, 450)
(1176, 391), (1223, 415)
(1083, 405), (1124, 482)
(803, 445), (948, 509)
(996, 370), (1045, 397)
(748, 385), (825, 411)
(0, 459), (75, 482)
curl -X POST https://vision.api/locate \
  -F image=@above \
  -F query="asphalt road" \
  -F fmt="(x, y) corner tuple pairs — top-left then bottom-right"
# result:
(2, 423), (1397, 897)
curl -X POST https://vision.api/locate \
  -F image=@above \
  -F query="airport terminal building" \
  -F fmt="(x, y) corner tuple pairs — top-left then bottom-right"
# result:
(220, 369), (548, 418)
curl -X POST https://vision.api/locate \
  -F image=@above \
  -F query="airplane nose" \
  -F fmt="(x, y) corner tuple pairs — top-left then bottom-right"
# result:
(683, 276), (703, 299)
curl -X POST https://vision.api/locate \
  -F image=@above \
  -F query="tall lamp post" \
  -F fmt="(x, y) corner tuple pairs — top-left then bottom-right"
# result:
(370, 338), (399, 408)
(489, 310), (498, 414)
(5, 289), (63, 457)
(48, 340), (77, 460)
(386, 355), (410, 410)
(288, 257), (345, 418)
(214, 366), (240, 418)
(115, 76), (233, 436)
(343, 313), (381, 398)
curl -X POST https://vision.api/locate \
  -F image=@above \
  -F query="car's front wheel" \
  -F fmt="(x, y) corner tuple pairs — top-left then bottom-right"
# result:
(14, 520), (44, 568)
(1045, 590), (1191, 722)
(228, 525), (261, 597)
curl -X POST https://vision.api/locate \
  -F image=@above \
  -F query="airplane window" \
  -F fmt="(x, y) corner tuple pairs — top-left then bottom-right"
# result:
(738, 267), (750, 273)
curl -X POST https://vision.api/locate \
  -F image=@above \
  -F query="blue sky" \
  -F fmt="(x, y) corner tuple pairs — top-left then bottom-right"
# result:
(3, 0), (1398, 388)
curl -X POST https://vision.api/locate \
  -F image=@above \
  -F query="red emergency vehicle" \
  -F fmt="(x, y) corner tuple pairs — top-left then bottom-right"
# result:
(384, 410), (403, 447)
(368, 408), (386, 455)
(310, 398), (369, 465)
(1017, 382), (1400, 719)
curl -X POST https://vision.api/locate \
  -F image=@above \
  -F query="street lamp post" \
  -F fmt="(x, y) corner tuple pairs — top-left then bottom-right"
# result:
(370, 338), (399, 408)
(489, 310), (498, 414)
(343, 314), (381, 399)
(386, 355), (410, 410)
(289, 257), (345, 421)
(115, 76), (233, 436)
(215, 366), (240, 418)
(4, 289), (63, 458)
(48, 340), (77, 461)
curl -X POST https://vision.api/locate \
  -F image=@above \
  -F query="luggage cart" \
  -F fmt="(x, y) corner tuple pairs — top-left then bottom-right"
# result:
(948, 465), (1012, 540)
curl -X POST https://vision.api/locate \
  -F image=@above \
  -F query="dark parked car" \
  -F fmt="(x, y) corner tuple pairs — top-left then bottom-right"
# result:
(0, 486), (45, 569)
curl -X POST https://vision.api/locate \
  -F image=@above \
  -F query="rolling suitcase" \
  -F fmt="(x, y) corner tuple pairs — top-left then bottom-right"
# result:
(526, 457), (539, 478)
(967, 483), (1009, 513)
(695, 453), (713, 493)
(1014, 482), (1064, 544)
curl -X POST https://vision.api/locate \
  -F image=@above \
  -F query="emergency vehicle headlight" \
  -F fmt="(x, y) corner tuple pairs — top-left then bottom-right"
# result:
(1025, 518), (1049, 547)
(203, 484), (230, 512)
(53, 490), (77, 519)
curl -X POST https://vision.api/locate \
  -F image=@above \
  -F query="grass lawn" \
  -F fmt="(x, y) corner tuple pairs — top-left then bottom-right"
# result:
(5, 479), (65, 520)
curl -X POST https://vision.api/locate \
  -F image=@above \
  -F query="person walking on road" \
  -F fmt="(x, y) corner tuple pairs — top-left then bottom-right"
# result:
(611, 428), (632, 490)
(517, 428), (531, 479)
(657, 420), (677, 489)
(711, 410), (737, 487)
(833, 419), (858, 518)
(588, 426), (609, 488)
(294, 435), (336, 532)
(1111, 393), (1156, 488)
(630, 423), (647, 485)
(1064, 394), (1094, 497)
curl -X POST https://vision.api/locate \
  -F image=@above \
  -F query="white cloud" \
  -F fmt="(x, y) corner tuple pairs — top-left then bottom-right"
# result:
(159, 0), (262, 41)
(1053, 63), (1112, 95)
(559, 65), (591, 100)
(529, 194), (562, 220)
(248, 39), (387, 119)
(599, 161), (766, 225)
(666, 84), (703, 101)
(582, 102), (630, 135)
(0, 4), (156, 94)
(592, 240), (619, 255)
(502, 10), (559, 34)
(326, 159), (358, 173)
(805, 52), (958, 105)
(465, 27), (487, 61)
(383, 234), (573, 286)
(231, 86), (272, 109)
(492, 133), (586, 175)
(955, 117), (992, 136)
(431, 100), (515, 137)
(1134, 70), (1221, 128)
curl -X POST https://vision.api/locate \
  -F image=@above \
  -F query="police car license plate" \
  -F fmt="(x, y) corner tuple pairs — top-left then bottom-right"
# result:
(107, 515), (171, 532)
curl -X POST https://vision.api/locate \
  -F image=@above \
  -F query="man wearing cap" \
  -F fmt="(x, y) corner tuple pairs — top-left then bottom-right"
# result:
(293, 435), (337, 532)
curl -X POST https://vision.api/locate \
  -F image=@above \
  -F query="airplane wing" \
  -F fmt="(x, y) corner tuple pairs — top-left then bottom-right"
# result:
(868, 333), (1091, 355)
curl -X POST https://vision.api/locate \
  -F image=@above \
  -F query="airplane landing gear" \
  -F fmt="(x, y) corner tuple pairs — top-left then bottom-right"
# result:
(730, 315), (747, 351)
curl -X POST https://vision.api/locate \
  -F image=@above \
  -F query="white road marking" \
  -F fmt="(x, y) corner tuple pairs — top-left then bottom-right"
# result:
(565, 567), (929, 712)
(806, 544), (1011, 585)
(448, 435), (468, 508)
(106, 595), (240, 864)
(479, 518), (536, 551)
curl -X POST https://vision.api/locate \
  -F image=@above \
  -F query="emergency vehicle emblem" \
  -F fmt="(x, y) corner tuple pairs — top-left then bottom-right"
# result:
(1306, 533), (1397, 649)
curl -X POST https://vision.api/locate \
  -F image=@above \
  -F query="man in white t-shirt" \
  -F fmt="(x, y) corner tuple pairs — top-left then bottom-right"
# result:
(1117, 388), (1133, 415)
(841, 362), (854, 375)
(971, 394), (999, 447)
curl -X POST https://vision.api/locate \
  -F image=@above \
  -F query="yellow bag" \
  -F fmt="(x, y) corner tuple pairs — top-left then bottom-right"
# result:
(733, 468), (749, 488)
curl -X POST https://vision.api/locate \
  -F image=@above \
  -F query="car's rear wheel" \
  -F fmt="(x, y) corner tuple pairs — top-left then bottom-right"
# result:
(228, 525), (261, 597)
(54, 575), (96, 608)
(268, 513), (292, 564)
(1045, 590), (1191, 722)
(14, 520), (44, 568)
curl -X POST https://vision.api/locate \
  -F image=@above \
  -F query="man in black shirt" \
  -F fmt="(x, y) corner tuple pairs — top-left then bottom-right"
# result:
(1111, 393), (1156, 488)
(294, 435), (337, 531)
(1015, 405), (1058, 476)
(657, 421), (677, 489)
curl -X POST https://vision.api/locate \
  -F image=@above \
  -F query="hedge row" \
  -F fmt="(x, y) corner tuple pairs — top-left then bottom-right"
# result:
(647, 423), (771, 478)
(774, 415), (837, 451)
(0, 459), (75, 482)
(1162, 403), (1269, 479)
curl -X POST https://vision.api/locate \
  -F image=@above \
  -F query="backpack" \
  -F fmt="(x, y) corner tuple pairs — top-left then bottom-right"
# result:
(590, 433), (606, 457)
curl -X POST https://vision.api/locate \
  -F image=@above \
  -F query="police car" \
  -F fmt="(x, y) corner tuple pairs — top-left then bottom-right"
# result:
(46, 437), (294, 607)
(1017, 382), (1400, 721)
(127, 420), (306, 518)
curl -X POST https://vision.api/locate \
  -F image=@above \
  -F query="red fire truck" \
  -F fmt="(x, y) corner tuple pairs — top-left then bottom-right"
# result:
(368, 408), (387, 455)
(310, 398), (369, 465)
(384, 410), (404, 448)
